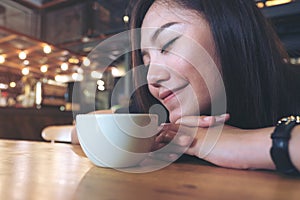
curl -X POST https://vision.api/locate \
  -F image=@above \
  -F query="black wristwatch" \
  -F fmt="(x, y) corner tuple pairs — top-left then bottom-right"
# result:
(270, 115), (300, 176)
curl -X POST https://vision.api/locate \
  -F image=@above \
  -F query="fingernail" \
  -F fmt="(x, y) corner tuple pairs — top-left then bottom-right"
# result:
(216, 115), (226, 123)
(203, 116), (211, 121)
(158, 124), (168, 131)
(161, 123), (171, 127)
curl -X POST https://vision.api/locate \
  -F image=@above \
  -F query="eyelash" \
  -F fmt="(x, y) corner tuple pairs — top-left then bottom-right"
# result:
(161, 36), (180, 54)
(142, 36), (181, 67)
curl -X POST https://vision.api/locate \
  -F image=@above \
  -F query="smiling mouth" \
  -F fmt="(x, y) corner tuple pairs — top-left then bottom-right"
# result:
(159, 90), (177, 104)
(158, 84), (188, 104)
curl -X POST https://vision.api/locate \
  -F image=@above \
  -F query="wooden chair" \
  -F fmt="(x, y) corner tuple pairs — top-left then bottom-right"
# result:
(41, 125), (74, 143)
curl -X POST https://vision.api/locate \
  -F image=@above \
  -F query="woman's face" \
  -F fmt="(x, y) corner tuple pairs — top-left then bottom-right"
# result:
(140, 2), (224, 123)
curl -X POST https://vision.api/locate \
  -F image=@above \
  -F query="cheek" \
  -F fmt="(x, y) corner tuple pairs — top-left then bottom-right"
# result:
(167, 56), (192, 78)
(148, 85), (158, 98)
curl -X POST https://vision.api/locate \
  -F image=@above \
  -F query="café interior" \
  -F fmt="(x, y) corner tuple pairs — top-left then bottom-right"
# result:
(0, 0), (299, 139)
(0, 0), (132, 141)
(0, 0), (300, 199)
(0, 0), (299, 141)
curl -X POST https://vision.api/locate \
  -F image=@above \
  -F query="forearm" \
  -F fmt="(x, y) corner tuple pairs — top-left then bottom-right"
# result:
(204, 126), (275, 170)
(240, 127), (275, 170)
(209, 125), (299, 171)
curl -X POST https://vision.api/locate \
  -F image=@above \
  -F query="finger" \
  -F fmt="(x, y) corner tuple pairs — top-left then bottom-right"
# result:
(175, 115), (215, 127)
(151, 142), (167, 151)
(155, 130), (177, 143)
(173, 135), (194, 146)
(215, 113), (230, 123)
(175, 114), (230, 127)
(157, 129), (196, 146)
(158, 123), (180, 132)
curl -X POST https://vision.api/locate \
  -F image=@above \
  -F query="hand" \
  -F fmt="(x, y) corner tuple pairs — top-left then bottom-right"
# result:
(150, 114), (230, 162)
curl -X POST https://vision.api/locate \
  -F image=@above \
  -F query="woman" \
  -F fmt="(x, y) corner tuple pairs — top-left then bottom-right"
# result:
(128, 0), (300, 174)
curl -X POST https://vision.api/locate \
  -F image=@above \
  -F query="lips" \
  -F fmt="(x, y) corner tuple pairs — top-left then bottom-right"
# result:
(157, 83), (188, 104)
(159, 90), (173, 99)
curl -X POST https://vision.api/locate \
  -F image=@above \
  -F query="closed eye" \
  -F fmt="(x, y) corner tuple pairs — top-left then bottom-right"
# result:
(161, 36), (181, 54)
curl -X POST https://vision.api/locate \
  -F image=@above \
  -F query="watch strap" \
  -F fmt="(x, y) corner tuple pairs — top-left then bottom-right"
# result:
(270, 116), (300, 175)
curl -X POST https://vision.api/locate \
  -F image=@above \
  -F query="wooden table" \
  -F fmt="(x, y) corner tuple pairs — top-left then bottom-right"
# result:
(1, 140), (300, 200)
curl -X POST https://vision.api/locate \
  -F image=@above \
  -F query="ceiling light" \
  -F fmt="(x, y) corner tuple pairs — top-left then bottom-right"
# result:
(72, 73), (83, 81)
(55, 75), (70, 83)
(256, 2), (265, 8)
(111, 67), (121, 77)
(82, 57), (91, 67)
(112, 50), (121, 56)
(91, 71), (103, 79)
(35, 81), (42, 105)
(22, 67), (29, 75)
(98, 85), (105, 91)
(123, 15), (129, 23)
(61, 50), (69, 56)
(19, 51), (27, 60)
(82, 36), (90, 43)
(68, 57), (80, 64)
(23, 60), (30, 65)
(97, 80), (105, 86)
(40, 65), (48, 73)
(0, 83), (8, 90)
(265, 0), (292, 7)
(43, 45), (52, 54)
(0, 55), (5, 64)
(256, 0), (293, 8)
(61, 62), (69, 71)
(83, 46), (94, 52)
(9, 82), (16, 88)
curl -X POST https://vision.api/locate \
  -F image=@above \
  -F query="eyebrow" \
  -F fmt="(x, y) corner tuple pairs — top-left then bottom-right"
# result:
(151, 22), (179, 42)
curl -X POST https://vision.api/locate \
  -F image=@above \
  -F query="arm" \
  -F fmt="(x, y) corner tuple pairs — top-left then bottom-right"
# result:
(71, 109), (113, 144)
(205, 125), (300, 171)
(154, 117), (300, 172)
(197, 125), (276, 170)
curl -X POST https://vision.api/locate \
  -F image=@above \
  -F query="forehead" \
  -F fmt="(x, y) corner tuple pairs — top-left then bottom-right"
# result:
(142, 2), (200, 28)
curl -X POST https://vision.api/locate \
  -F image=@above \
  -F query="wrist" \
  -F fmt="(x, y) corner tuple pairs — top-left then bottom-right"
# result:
(270, 116), (300, 175)
(244, 128), (275, 170)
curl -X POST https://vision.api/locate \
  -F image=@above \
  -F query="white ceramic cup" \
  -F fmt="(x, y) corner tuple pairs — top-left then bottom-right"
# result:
(76, 113), (158, 168)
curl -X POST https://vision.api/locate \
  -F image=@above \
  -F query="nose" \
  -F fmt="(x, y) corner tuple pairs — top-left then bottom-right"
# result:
(147, 61), (170, 87)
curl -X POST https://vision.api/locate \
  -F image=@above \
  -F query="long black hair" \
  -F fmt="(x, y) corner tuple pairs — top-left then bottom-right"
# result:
(129, 0), (299, 128)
